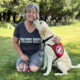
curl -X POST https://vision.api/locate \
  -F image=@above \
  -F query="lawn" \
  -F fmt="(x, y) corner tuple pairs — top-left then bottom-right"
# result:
(0, 22), (80, 80)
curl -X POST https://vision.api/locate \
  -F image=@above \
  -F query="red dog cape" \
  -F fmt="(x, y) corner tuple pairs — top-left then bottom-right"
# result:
(51, 43), (64, 58)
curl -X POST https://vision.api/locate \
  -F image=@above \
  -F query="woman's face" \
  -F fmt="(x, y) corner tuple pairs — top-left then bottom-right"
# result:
(26, 8), (37, 22)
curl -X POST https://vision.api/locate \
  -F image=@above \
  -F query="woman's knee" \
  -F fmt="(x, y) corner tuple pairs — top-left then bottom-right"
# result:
(29, 66), (40, 72)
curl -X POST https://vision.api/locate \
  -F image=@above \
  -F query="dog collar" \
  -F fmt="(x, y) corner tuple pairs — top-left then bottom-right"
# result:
(42, 35), (54, 43)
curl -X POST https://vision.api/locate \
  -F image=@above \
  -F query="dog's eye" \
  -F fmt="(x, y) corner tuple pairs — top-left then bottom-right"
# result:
(40, 21), (42, 24)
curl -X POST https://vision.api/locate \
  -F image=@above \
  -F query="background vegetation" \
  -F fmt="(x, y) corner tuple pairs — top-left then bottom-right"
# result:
(0, 0), (80, 25)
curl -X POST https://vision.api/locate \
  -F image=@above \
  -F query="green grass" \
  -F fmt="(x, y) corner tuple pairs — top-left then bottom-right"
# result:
(0, 22), (80, 80)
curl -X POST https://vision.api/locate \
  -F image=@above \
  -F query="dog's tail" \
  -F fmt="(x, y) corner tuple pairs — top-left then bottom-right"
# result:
(71, 64), (80, 68)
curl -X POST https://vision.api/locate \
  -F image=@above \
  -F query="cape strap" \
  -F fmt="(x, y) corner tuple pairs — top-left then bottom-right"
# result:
(45, 44), (58, 63)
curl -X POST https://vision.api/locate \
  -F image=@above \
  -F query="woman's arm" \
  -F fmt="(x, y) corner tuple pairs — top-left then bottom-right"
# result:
(13, 36), (29, 61)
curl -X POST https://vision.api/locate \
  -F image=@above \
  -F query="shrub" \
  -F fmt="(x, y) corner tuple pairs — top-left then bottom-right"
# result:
(0, 21), (14, 29)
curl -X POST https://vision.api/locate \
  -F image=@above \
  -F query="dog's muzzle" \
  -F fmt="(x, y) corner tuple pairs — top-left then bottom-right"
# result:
(32, 19), (36, 27)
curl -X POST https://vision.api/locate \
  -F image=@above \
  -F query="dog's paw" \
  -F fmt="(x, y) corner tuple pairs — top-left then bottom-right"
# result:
(54, 73), (67, 76)
(43, 73), (49, 76)
(54, 73), (61, 76)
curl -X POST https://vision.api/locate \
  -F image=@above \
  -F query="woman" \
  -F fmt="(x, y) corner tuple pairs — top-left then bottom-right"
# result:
(13, 4), (61, 72)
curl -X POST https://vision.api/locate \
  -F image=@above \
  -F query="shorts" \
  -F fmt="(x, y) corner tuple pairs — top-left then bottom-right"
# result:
(16, 51), (42, 67)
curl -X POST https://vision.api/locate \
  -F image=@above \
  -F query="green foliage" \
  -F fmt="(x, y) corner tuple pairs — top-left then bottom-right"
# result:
(0, 21), (14, 28)
(0, 0), (28, 13)
(39, 0), (80, 22)
(0, 0), (80, 23)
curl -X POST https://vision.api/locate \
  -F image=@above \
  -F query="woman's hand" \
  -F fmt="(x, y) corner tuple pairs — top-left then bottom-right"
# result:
(21, 54), (29, 61)
(52, 36), (61, 44)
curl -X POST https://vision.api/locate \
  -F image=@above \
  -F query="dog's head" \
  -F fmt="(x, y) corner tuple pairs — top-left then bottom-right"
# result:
(33, 19), (49, 31)
(33, 19), (53, 38)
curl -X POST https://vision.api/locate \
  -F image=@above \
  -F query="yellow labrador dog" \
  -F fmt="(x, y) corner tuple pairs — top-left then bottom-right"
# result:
(33, 19), (80, 76)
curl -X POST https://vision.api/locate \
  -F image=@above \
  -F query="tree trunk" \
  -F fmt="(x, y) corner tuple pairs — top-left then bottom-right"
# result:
(6, 11), (11, 22)
(3, 12), (7, 21)
(76, 12), (80, 20)
(12, 13), (16, 23)
(0, 13), (2, 21)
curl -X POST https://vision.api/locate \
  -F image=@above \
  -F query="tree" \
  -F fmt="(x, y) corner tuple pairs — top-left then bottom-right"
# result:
(0, 0), (29, 22)
(0, 0), (80, 23)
